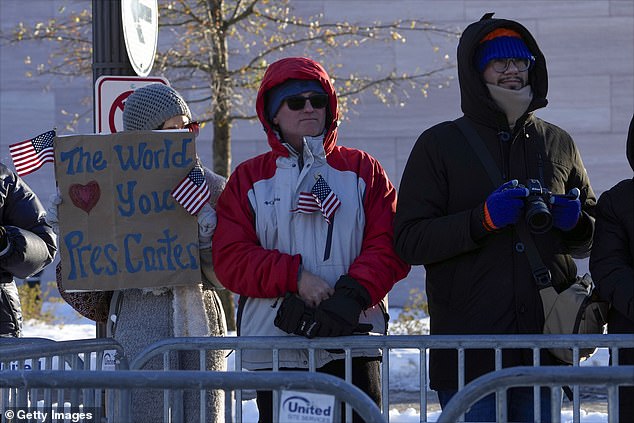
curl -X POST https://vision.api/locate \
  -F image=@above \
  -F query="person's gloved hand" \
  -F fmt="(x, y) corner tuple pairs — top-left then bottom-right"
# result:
(482, 179), (528, 231)
(274, 293), (320, 338)
(550, 188), (581, 231)
(314, 275), (372, 337)
(197, 204), (217, 249)
(46, 190), (63, 236)
(0, 226), (7, 252)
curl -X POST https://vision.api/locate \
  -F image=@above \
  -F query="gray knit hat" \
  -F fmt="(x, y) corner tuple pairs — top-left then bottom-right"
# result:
(122, 83), (191, 131)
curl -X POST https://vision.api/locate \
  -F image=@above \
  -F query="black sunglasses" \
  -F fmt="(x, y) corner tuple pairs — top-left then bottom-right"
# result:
(285, 94), (328, 111)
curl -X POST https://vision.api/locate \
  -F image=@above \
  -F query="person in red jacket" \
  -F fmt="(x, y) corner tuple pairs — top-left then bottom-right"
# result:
(212, 56), (410, 422)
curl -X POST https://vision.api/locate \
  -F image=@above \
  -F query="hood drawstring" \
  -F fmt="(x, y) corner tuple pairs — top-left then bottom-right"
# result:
(519, 122), (545, 186)
(498, 123), (531, 182)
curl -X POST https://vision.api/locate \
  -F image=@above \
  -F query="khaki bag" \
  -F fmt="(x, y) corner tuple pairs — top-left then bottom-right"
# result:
(540, 273), (609, 364)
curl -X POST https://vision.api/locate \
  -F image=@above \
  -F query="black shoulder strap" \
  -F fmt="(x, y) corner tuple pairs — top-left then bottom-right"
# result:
(454, 116), (552, 288)
(515, 222), (553, 288)
(454, 116), (504, 187)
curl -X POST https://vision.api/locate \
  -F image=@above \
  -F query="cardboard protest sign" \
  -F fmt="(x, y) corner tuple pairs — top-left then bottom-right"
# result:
(54, 131), (202, 291)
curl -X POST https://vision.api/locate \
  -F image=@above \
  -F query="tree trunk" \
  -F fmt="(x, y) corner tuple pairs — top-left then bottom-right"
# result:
(210, 0), (236, 331)
(213, 109), (235, 331)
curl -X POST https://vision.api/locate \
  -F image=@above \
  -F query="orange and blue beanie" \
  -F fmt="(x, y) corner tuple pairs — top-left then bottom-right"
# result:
(475, 28), (534, 72)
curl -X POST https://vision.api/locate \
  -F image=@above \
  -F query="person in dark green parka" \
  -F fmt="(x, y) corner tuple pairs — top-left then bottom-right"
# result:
(394, 13), (596, 422)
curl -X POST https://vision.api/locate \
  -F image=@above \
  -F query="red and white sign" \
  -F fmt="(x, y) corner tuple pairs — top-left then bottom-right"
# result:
(94, 75), (169, 134)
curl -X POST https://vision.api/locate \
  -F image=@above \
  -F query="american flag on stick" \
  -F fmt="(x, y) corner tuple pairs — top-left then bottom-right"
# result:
(291, 175), (341, 224)
(171, 164), (211, 215)
(9, 130), (56, 177)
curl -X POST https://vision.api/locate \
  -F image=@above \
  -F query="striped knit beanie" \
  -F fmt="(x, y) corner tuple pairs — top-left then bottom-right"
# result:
(123, 84), (191, 131)
(475, 28), (535, 72)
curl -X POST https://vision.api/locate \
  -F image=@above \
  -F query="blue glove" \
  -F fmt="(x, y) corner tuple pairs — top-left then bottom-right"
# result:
(483, 180), (528, 231)
(550, 188), (581, 231)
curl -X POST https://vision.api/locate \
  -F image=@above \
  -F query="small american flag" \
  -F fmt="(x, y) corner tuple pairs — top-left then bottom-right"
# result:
(171, 165), (211, 215)
(9, 130), (56, 176)
(291, 175), (341, 224)
(292, 191), (322, 214)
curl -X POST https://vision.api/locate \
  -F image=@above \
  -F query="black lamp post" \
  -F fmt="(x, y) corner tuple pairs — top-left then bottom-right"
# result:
(91, 0), (135, 338)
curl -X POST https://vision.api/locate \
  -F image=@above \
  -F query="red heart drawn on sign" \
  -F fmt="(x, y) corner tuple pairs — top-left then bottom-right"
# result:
(69, 181), (101, 214)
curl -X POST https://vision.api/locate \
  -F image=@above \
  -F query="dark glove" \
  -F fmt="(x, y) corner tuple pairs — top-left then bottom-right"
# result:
(0, 226), (7, 252)
(482, 180), (528, 231)
(550, 188), (581, 231)
(274, 293), (320, 338)
(314, 275), (372, 337)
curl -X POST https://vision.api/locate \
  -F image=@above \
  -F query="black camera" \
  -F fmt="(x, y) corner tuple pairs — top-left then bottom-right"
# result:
(521, 179), (553, 234)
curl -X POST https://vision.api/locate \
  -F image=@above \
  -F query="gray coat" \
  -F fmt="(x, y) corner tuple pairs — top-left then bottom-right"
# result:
(110, 167), (227, 422)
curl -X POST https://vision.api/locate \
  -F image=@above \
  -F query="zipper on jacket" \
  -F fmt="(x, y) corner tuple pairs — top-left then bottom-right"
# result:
(537, 152), (545, 185)
(497, 131), (511, 180)
(518, 122), (546, 185)
(500, 127), (526, 181)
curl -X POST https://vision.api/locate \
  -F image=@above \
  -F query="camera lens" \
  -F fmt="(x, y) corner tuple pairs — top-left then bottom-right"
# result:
(525, 197), (552, 233)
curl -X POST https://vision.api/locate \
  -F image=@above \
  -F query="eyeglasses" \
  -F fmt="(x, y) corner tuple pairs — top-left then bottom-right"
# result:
(159, 120), (200, 136)
(184, 121), (200, 136)
(285, 94), (328, 111)
(489, 58), (532, 73)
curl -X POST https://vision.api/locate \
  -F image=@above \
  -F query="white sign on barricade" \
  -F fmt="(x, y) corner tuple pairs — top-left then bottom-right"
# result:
(279, 390), (335, 423)
(102, 350), (117, 371)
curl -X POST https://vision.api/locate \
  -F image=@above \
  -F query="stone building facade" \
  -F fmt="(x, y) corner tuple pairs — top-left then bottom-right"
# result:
(1, 1), (632, 305)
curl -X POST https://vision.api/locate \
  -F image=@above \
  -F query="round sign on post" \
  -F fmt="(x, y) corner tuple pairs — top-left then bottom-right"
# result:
(95, 75), (169, 133)
(121, 0), (158, 77)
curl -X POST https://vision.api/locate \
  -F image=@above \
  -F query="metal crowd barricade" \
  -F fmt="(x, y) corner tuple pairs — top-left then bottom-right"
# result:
(2, 334), (632, 422)
(0, 337), (56, 348)
(0, 370), (387, 423)
(0, 338), (128, 423)
(437, 366), (634, 423)
(130, 333), (634, 423)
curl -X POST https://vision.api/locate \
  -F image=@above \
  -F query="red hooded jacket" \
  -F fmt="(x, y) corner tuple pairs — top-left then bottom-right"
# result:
(212, 57), (409, 368)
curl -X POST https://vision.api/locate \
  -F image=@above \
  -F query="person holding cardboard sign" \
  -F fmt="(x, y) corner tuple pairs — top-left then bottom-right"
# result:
(51, 83), (227, 423)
